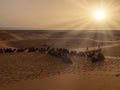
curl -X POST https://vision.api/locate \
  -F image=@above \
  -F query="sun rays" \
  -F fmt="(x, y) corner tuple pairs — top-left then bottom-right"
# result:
(48, 0), (120, 30)
(45, 0), (118, 46)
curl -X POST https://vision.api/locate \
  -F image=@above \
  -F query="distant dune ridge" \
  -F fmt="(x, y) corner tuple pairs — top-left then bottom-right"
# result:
(0, 30), (120, 90)
(0, 31), (22, 41)
(0, 30), (119, 56)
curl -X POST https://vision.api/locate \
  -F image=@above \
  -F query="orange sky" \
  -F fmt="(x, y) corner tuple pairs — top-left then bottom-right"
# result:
(0, 0), (120, 30)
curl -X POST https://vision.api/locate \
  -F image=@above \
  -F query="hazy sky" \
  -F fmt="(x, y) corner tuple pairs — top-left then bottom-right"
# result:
(0, 0), (120, 30)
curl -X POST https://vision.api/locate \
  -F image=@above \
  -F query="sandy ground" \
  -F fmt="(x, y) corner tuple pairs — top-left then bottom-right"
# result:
(0, 30), (120, 90)
(1, 74), (120, 90)
(0, 53), (120, 90)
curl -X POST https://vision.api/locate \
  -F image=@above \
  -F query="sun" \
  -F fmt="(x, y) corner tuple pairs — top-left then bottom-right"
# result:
(94, 10), (106, 21)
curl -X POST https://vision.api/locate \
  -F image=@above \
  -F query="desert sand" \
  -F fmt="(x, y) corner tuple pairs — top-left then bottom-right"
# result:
(0, 30), (120, 90)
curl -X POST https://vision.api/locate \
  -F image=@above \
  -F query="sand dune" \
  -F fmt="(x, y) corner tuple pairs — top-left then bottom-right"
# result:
(1, 74), (120, 90)
(73, 43), (120, 57)
(0, 41), (13, 48)
(0, 31), (22, 41)
(0, 53), (120, 90)
(8, 32), (23, 40)
(0, 30), (120, 90)
(0, 53), (71, 86)
(7, 38), (117, 48)
(102, 44), (120, 57)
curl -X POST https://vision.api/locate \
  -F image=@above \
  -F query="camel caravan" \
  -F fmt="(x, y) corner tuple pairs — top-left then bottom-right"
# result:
(0, 46), (105, 63)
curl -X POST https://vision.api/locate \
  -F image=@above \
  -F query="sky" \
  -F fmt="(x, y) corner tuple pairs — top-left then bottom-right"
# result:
(0, 0), (120, 30)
